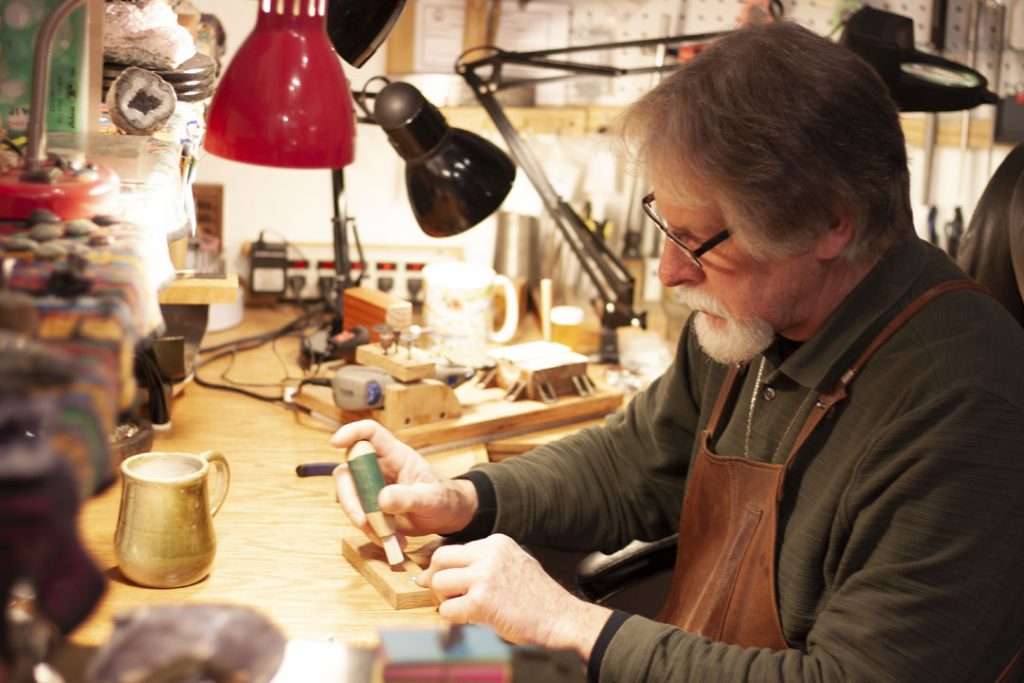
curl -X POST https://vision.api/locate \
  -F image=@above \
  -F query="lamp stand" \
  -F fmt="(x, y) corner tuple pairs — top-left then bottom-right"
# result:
(299, 167), (368, 365)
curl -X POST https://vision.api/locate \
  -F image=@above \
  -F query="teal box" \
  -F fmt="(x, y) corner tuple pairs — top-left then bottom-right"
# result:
(0, 0), (88, 137)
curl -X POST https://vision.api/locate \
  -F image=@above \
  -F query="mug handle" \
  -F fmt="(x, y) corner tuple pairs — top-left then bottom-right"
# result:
(199, 450), (230, 516)
(490, 274), (519, 344)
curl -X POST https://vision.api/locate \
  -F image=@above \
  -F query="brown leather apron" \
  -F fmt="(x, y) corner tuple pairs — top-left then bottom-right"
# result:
(656, 280), (987, 651)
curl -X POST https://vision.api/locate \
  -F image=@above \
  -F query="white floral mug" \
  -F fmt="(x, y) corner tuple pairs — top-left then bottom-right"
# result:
(422, 262), (519, 345)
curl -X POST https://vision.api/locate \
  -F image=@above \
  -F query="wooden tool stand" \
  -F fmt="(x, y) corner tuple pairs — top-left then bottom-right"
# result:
(292, 343), (625, 454)
(352, 343), (462, 430)
(487, 342), (596, 403)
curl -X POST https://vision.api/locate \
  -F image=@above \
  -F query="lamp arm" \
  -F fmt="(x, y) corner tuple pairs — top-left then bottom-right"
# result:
(26, 0), (86, 172)
(458, 63), (639, 337)
(460, 32), (727, 92)
(468, 32), (726, 64)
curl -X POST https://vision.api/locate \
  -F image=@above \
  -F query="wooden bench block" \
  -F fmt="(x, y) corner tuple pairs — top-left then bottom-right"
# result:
(377, 380), (463, 430)
(343, 287), (410, 343)
(342, 535), (442, 610)
(356, 343), (436, 382)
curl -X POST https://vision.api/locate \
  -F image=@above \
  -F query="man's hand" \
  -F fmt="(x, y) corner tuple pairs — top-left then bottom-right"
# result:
(331, 420), (479, 542)
(416, 534), (613, 662)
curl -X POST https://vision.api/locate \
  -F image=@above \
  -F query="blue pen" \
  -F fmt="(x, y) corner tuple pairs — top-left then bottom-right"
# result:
(295, 462), (339, 477)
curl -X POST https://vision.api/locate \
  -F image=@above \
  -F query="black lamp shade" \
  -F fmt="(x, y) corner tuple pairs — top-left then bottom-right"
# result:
(375, 82), (516, 237)
(327, 0), (407, 68)
(840, 7), (998, 112)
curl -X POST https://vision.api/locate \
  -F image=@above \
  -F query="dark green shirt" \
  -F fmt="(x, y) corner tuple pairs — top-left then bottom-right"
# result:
(471, 238), (1024, 682)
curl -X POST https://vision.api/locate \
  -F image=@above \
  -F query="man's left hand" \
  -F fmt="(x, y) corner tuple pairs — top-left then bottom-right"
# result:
(416, 533), (613, 661)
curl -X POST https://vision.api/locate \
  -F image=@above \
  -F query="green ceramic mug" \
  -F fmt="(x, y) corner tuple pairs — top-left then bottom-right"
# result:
(114, 450), (230, 588)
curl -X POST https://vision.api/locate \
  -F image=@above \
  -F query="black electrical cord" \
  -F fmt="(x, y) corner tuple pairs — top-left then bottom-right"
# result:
(194, 340), (289, 403)
(298, 376), (332, 389)
(198, 303), (328, 355)
(193, 306), (332, 403)
(134, 350), (171, 428)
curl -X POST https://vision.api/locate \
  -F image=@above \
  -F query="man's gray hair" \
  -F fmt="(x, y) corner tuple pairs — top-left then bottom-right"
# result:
(617, 21), (915, 262)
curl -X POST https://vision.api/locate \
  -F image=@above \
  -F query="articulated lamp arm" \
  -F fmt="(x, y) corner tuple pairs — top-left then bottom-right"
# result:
(455, 33), (725, 361)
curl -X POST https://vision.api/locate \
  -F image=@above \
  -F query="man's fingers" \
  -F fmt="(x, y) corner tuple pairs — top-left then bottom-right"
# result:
(330, 419), (402, 461)
(435, 594), (527, 646)
(424, 566), (475, 601)
(332, 463), (381, 543)
(428, 543), (477, 570)
(436, 593), (474, 624)
(378, 482), (444, 515)
(417, 543), (475, 586)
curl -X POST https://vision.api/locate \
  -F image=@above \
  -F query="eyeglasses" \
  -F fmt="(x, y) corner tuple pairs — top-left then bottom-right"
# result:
(642, 192), (731, 270)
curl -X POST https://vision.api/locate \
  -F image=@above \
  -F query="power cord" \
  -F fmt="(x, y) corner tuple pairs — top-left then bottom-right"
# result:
(194, 305), (332, 403)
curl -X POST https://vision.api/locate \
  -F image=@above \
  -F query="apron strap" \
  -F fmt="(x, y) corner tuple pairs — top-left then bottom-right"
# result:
(995, 645), (1023, 683)
(704, 362), (747, 439)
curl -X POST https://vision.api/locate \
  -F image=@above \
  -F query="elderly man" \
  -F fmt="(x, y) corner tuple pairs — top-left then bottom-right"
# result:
(333, 20), (1024, 682)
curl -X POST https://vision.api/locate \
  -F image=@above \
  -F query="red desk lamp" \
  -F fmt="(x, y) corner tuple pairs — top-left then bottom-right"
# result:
(0, 0), (120, 221)
(205, 0), (356, 169)
(204, 0), (400, 363)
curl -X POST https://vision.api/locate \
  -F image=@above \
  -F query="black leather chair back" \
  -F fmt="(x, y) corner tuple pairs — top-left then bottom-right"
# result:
(956, 142), (1024, 327)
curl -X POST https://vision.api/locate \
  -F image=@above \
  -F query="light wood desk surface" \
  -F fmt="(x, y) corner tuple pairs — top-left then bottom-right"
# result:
(72, 306), (488, 648)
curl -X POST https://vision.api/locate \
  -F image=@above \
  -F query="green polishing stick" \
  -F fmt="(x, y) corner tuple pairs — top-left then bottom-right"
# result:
(346, 440), (404, 567)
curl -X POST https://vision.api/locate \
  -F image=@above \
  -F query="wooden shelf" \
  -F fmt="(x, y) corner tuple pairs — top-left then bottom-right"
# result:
(441, 105), (1008, 150)
(157, 273), (239, 305)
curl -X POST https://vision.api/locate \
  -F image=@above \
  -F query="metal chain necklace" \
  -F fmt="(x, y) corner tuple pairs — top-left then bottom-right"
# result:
(744, 356), (816, 461)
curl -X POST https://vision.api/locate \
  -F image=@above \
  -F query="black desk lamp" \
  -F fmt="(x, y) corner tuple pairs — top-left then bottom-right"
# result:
(371, 81), (516, 238)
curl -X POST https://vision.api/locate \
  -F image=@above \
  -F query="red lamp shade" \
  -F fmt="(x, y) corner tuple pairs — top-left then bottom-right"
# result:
(205, 0), (356, 169)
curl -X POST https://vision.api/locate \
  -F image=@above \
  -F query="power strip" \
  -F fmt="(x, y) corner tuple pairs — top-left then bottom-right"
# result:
(243, 241), (465, 303)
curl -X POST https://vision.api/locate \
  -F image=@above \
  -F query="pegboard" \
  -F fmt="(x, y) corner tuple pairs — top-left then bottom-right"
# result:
(557, 0), (1024, 103)
(566, 0), (686, 104)
(709, 0), (1024, 94)
(950, 0), (1024, 94)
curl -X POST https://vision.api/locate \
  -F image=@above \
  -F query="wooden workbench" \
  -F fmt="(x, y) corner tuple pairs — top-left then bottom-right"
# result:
(71, 305), (621, 649)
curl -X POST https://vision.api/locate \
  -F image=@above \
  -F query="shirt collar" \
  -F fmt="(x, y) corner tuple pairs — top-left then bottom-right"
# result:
(764, 237), (929, 391)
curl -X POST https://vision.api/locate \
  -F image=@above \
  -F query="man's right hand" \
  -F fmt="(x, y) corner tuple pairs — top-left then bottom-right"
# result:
(330, 420), (479, 543)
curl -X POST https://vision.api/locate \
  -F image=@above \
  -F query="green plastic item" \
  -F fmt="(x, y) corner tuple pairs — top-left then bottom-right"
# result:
(0, 0), (88, 137)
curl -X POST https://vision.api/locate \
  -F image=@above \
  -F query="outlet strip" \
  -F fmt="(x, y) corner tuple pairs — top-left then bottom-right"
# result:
(244, 241), (465, 304)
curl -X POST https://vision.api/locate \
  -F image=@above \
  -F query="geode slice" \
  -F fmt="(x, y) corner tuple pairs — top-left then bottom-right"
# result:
(106, 67), (177, 136)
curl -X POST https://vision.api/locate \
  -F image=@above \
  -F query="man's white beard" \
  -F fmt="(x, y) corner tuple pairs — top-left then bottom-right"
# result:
(677, 288), (775, 364)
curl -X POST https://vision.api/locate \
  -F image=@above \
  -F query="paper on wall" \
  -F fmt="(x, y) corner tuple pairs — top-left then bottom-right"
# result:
(412, 0), (570, 104)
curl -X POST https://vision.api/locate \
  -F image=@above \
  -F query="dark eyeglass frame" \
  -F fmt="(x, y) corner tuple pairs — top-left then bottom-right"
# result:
(642, 192), (731, 270)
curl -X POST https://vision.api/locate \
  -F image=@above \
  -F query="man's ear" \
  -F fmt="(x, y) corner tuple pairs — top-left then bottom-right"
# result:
(815, 211), (854, 261)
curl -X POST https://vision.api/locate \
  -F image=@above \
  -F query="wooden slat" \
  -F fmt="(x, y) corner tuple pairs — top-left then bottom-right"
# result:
(900, 113), (995, 149)
(157, 273), (239, 305)
(385, 0), (417, 74)
(441, 105), (1007, 149)
(486, 417), (607, 462)
(463, 0), (492, 52)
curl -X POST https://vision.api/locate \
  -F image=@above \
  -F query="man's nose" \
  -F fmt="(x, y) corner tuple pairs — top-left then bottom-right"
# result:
(658, 244), (704, 288)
